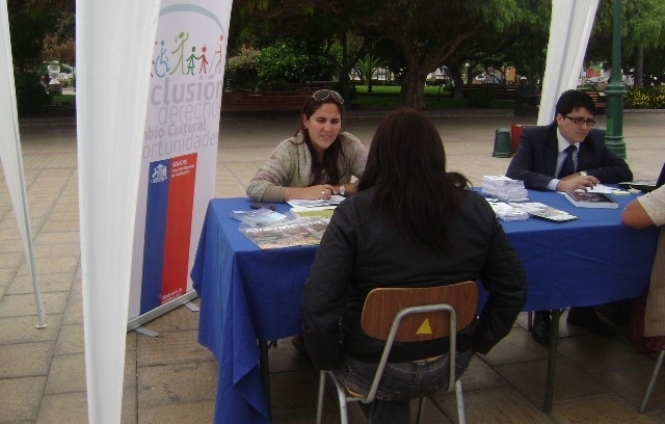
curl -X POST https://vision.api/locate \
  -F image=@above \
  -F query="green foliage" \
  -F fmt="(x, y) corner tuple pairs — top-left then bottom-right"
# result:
(625, 86), (665, 108)
(224, 48), (261, 91)
(255, 42), (336, 84)
(354, 55), (388, 83)
(225, 43), (338, 91)
(14, 72), (52, 117)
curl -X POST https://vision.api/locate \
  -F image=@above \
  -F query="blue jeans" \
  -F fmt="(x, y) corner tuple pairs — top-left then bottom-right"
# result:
(333, 350), (472, 424)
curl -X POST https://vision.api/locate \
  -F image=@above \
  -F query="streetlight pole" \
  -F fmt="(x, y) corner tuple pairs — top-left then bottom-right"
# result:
(605, 0), (626, 158)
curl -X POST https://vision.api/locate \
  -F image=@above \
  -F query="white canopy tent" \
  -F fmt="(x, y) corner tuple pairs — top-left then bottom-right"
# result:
(538, 0), (600, 124)
(0, 0), (45, 328)
(76, 1), (160, 423)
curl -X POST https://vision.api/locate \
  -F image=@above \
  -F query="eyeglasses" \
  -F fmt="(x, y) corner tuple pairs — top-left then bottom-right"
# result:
(312, 89), (344, 104)
(564, 115), (596, 127)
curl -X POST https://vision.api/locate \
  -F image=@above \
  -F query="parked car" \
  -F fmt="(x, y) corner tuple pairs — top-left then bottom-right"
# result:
(483, 75), (501, 84)
(584, 76), (609, 87)
(426, 74), (450, 86)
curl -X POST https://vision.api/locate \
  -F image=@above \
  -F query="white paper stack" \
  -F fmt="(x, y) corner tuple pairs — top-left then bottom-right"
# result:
(481, 175), (529, 202)
(484, 199), (530, 221)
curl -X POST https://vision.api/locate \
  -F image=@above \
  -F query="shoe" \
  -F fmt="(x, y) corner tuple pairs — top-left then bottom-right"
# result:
(566, 306), (617, 338)
(531, 311), (551, 346)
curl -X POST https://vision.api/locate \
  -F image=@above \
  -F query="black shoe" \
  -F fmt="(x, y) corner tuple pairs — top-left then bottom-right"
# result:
(566, 307), (617, 338)
(531, 311), (551, 346)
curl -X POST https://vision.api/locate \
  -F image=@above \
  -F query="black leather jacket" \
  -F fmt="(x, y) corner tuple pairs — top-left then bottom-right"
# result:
(302, 188), (527, 370)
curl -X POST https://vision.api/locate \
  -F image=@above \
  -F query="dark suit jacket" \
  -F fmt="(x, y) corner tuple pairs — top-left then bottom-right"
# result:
(505, 123), (633, 190)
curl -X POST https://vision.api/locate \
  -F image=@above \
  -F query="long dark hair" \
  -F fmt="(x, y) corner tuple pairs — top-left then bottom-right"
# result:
(358, 107), (470, 253)
(293, 91), (346, 185)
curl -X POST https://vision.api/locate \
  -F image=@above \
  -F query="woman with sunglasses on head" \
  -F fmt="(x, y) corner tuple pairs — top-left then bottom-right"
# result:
(246, 89), (368, 202)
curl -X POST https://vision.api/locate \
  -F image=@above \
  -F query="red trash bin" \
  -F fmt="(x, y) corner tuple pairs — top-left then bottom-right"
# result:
(510, 123), (528, 154)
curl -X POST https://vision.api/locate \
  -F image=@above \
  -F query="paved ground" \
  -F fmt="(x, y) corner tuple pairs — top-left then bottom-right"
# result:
(1, 109), (665, 423)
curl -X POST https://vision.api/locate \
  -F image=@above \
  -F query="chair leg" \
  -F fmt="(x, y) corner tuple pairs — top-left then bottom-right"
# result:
(416, 397), (427, 424)
(326, 370), (351, 424)
(640, 350), (665, 413)
(316, 371), (326, 424)
(455, 379), (466, 424)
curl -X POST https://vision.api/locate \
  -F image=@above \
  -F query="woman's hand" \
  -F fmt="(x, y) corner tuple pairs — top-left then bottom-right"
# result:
(285, 184), (336, 200)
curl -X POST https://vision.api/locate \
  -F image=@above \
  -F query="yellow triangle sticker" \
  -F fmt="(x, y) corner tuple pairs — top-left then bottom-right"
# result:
(416, 318), (433, 335)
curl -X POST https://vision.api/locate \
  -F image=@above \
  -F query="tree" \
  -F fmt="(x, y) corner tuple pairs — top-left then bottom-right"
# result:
(8, 0), (75, 71)
(229, 0), (372, 101)
(7, 0), (75, 115)
(338, 0), (524, 108)
(587, 0), (665, 86)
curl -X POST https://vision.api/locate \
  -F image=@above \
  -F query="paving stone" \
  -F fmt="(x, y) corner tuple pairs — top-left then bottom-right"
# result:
(136, 329), (214, 367)
(0, 376), (47, 422)
(138, 360), (217, 406)
(0, 291), (68, 317)
(138, 400), (215, 424)
(0, 342), (54, 378)
(0, 315), (60, 344)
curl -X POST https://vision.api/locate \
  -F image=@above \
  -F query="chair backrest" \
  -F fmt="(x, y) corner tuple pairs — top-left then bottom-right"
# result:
(360, 281), (478, 343)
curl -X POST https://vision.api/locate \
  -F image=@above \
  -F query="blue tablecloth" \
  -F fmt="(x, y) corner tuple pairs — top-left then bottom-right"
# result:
(191, 191), (659, 424)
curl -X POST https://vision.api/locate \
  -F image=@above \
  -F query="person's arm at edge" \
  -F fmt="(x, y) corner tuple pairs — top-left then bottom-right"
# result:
(302, 206), (356, 370)
(622, 198), (655, 230)
(582, 131), (633, 183)
(340, 132), (368, 197)
(246, 141), (294, 202)
(505, 129), (554, 190)
(473, 202), (528, 354)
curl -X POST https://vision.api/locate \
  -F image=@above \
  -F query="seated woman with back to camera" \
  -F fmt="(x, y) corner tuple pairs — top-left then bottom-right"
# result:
(302, 107), (527, 423)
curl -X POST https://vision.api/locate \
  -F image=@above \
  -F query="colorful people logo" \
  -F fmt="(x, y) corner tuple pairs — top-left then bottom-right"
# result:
(153, 40), (170, 78)
(152, 31), (225, 78)
(170, 31), (190, 75)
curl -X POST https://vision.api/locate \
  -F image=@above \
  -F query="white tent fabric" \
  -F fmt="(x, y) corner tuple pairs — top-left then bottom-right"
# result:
(76, 1), (160, 422)
(538, 0), (600, 125)
(0, 0), (45, 327)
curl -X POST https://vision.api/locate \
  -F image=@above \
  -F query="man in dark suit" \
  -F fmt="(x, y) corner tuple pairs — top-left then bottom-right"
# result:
(506, 89), (633, 345)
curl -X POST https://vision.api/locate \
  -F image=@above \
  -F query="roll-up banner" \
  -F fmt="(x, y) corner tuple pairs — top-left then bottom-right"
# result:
(128, 0), (232, 328)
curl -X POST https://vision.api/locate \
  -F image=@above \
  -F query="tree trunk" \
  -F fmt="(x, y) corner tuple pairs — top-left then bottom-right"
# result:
(399, 66), (427, 109)
(635, 43), (643, 88)
(449, 67), (465, 100)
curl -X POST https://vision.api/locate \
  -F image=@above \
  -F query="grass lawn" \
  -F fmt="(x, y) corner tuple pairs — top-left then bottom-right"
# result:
(351, 84), (514, 110)
(45, 87), (516, 112)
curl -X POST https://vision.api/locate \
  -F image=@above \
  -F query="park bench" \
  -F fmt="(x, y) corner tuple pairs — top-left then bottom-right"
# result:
(221, 91), (315, 112)
(587, 90), (607, 113)
(465, 84), (518, 100)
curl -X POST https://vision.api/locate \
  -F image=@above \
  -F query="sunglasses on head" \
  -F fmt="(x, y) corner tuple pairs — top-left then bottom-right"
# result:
(311, 89), (344, 104)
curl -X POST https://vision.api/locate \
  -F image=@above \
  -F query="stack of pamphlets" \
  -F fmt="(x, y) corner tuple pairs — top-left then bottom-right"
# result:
(481, 176), (529, 202)
(287, 195), (345, 218)
(239, 217), (330, 249)
(484, 198), (530, 221)
(230, 208), (288, 227)
(509, 202), (578, 222)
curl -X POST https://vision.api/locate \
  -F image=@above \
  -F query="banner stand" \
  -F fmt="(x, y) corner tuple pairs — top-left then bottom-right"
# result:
(127, 290), (199, 333)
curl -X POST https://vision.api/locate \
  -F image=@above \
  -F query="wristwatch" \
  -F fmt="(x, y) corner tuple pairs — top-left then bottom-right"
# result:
(580, 171), (587, 176)
(339, 184), (346, 196)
